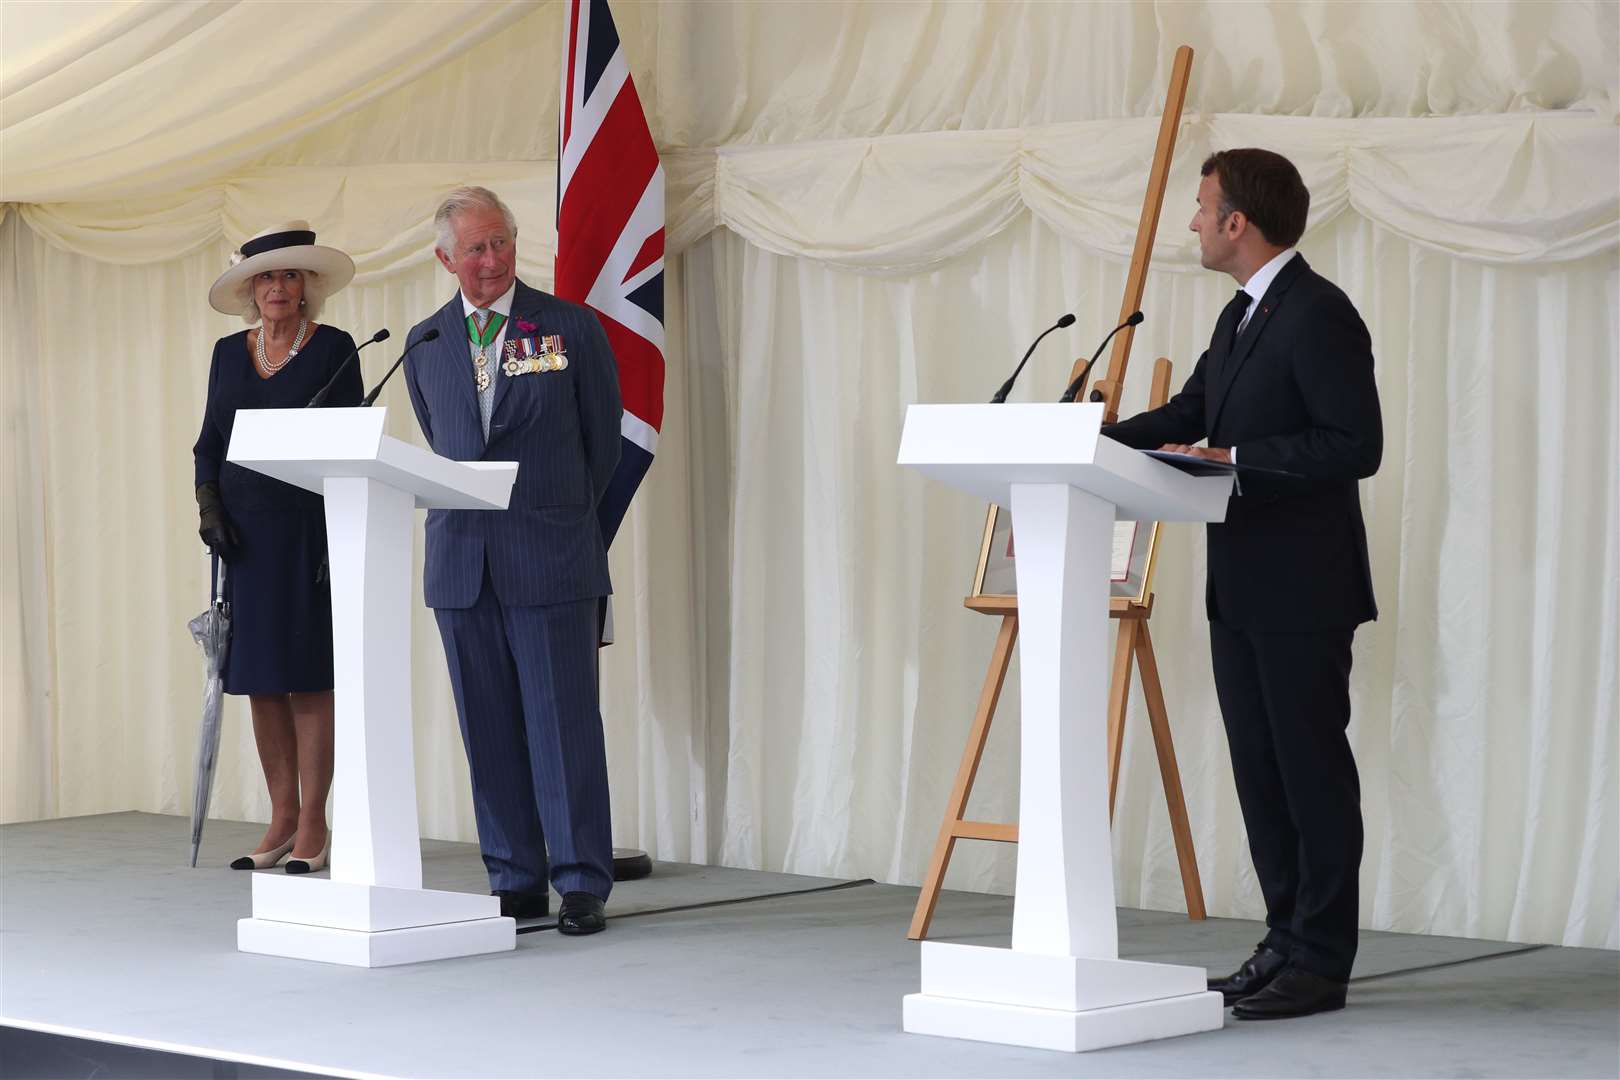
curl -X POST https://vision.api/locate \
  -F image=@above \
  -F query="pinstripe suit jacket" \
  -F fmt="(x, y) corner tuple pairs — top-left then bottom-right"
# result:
(404, 280), (621, 609)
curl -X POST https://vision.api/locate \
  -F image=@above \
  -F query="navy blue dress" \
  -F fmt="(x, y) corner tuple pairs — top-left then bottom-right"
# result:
(193, 324), (362, 695)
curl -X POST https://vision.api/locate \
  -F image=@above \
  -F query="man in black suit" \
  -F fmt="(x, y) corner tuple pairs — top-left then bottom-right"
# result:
(1103, 149), (1382, 1019)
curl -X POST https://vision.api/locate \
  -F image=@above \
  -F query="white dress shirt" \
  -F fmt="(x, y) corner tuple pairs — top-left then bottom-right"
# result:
(1236, 248), (1297, 336)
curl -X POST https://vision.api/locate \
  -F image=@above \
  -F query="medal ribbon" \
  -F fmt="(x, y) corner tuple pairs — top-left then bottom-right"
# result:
(466, 311), (507, 347)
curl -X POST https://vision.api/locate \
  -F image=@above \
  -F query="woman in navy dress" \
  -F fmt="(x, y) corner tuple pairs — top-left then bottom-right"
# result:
(193, 222), (360, 874)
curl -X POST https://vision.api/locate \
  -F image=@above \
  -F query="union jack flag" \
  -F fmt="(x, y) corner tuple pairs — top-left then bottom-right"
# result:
(557, 0), (664, 548)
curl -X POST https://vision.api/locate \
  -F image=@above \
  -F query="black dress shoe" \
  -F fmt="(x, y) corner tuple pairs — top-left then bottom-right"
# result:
(492, 890), (550, 920)
(557, 891), (607, 935)
(1232, 966), (1348, 1020)
(1208, 944), (1290, 1006)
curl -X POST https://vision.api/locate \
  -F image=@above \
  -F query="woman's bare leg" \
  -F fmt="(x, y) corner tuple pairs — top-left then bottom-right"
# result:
(248, 694), (300, 853)
(289, 690), (335, 859)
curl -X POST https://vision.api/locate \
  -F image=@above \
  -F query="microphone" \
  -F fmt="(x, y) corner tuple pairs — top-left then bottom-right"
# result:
(1057, 311), (1144, 403)
(361, 328), (441, 407)
(306, 329), (388, 407)
(990, 313), (1076, 404)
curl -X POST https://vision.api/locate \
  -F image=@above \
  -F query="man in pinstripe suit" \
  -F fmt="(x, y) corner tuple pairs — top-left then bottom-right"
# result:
(404, 187), (621, 935)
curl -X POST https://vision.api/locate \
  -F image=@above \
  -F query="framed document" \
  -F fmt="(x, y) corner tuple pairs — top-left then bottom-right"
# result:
(968, 503), (1160, 608)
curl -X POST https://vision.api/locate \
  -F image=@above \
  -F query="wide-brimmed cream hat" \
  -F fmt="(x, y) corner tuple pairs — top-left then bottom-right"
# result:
(208, 220), (356, 316)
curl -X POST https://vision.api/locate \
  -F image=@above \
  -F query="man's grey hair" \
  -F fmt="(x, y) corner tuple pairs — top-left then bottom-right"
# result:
(434, 186), (519, 254)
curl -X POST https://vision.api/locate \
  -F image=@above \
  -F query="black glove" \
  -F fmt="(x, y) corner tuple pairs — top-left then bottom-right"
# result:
(195, 482), (241, 563)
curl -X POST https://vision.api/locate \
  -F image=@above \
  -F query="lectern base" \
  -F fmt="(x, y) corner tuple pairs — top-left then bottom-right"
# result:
(238, 876), (515, 967)
(238, 916), (514, 968)
(902, 942), (1223, 1052)
(903, 989), (1223, 1053)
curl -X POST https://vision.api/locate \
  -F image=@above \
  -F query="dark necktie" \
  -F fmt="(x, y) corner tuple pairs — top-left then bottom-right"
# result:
(1224, 289), (1253, 349)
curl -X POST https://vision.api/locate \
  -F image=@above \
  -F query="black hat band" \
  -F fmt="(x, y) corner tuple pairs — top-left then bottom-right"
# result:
(240, 229), (317, 259)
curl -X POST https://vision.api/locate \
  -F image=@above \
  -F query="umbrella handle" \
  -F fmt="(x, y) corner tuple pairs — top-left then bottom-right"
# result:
(211, 552), (227, 605)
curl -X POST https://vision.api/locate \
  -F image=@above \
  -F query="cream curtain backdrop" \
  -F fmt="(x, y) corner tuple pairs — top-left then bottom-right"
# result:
(2, 0), (1616, 949)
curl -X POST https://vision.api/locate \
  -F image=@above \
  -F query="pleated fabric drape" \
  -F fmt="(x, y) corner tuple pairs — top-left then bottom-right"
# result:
(2, 0), (1614, 949)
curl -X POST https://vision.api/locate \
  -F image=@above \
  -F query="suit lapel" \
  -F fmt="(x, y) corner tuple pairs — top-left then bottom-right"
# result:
(432, 298), (482, 448)
(1208, 255), (1309, 433)
(1207, 296), (1246, 387)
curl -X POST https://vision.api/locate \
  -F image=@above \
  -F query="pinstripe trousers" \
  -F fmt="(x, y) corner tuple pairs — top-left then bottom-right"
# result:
(434, 567), (613, 899)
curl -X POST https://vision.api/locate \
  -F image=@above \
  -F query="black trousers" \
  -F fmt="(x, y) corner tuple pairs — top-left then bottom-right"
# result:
(1209, 620), (1362, 980)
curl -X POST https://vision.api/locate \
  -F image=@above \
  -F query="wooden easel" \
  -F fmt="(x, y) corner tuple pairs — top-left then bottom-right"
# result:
(908, 46), (1204, 942)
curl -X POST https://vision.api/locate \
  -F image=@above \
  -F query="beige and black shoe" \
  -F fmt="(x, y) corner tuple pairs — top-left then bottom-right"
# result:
(285, 834), (330, 875)
(229, 837), (294, 871)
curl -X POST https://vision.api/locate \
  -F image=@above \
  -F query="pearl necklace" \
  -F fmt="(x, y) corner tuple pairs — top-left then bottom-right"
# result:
(256, 317), (309, 375)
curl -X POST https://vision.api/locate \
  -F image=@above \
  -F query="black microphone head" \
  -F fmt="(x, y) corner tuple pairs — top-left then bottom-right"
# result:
(374, 328), (391, 343)
(1056, 313), (1077, 328)
(1126, 310), (1144, 326)
(422, 328), (441, 342)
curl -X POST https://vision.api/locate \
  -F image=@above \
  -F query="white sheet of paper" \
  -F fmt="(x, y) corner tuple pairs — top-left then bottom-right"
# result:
(1111, 521), (1137, 582)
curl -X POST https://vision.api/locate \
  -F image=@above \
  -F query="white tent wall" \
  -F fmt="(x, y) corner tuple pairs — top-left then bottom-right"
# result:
(1, 1), (1615, 950)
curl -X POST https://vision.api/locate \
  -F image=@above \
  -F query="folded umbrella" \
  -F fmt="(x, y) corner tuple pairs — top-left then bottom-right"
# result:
(185, 556), (231, 867)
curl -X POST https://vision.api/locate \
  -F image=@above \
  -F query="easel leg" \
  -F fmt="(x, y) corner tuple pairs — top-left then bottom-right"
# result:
(1106, 619), (1139, 819)
(908, 614), (1019, 941)
(1134, 621), (1207, 920)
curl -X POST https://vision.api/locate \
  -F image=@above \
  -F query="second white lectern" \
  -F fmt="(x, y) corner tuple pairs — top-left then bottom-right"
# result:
(897, 403), (1232, 1052)
(227, 407), (518, 967)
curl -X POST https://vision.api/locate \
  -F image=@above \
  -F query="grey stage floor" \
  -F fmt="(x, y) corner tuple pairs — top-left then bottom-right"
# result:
(1, 814), (1616, 1079)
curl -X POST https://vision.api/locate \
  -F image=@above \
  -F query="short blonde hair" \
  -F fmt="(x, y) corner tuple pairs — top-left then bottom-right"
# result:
(239, 269), (324, 325)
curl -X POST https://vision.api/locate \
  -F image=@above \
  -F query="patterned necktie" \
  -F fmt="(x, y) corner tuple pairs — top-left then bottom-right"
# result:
(1224, 289), (1253, 349)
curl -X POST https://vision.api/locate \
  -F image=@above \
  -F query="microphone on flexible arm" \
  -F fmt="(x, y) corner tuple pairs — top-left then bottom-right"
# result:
(360, 328), (441, 407)
(306, 329), (389, 407)
(1057, 310), (1144, 403)
(989, 313), (1077, 403)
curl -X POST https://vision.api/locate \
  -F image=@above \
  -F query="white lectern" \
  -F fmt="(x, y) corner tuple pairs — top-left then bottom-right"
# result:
(226, 407), (518, 967)
(897, 403), (1232, 1052)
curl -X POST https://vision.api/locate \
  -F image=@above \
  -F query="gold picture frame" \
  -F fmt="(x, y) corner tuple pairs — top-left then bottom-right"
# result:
(966, 503), (1161, 612)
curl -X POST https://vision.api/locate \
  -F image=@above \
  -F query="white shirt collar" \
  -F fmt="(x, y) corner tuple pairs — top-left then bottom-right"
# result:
(460, 280), (517, 318)
(1240, 248), (1297, 308)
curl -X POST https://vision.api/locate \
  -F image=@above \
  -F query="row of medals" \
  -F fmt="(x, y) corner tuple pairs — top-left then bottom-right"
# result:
(473, 341), (568, 392)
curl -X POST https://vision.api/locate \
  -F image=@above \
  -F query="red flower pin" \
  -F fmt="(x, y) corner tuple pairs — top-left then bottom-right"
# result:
(516, 319), (538, 334)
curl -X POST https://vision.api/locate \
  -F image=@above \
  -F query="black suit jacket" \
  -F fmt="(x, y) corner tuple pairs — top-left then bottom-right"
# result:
(1103, 255), (1382, 631)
